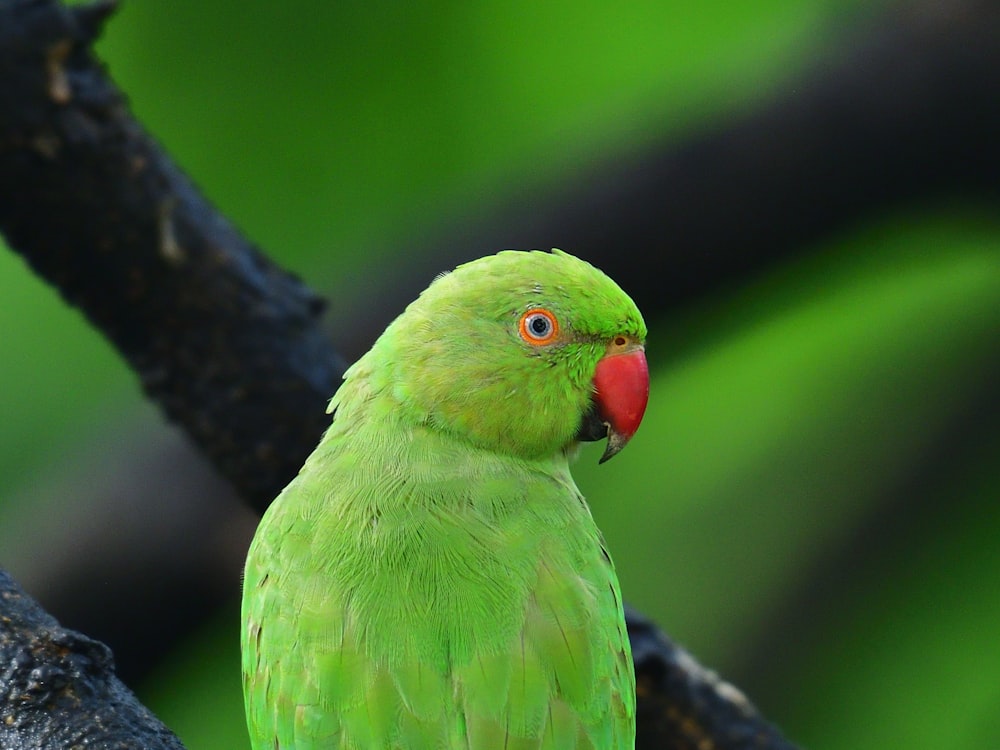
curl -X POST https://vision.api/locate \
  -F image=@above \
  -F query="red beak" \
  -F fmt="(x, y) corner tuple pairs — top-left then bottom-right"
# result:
(592, 348), (649, 463)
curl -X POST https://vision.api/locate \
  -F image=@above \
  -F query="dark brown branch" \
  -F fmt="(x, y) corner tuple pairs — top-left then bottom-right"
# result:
(628, 609), (796, 750)
(0, 570), (186, 750)
(0, 1), (795, 748)
(0, 0), (344, 510)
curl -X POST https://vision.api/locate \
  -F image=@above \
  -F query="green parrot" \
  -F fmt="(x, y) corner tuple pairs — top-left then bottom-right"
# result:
(242, 248), (649, 749)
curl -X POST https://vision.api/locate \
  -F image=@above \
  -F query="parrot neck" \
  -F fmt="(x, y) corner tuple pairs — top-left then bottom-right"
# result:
(321, 390), (579, 505)
(330, 337), (597, 464)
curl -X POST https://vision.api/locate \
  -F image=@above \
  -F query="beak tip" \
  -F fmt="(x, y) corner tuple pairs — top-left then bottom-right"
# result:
(597, 428), (631, 464)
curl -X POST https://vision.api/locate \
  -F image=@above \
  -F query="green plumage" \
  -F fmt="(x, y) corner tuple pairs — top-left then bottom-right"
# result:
(242, 249), (646, 749)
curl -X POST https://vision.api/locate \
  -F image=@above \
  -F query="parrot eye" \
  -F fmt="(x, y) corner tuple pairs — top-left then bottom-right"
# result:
(518, 308), (559, 345)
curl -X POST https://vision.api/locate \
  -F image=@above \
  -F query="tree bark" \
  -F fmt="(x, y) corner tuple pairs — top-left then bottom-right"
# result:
(0, 570), (185, 750)
(0, 0), (343, 510)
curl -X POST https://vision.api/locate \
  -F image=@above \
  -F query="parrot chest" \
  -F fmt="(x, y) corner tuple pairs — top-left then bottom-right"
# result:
(243, 441), (634, 748)
(312, 477), (588, 670)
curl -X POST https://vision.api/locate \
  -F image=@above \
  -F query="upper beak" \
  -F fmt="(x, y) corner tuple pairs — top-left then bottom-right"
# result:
(576, 345), (649, 463)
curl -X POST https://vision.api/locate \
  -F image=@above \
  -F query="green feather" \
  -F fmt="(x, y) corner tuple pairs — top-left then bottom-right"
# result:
(242, 249), (644, 748)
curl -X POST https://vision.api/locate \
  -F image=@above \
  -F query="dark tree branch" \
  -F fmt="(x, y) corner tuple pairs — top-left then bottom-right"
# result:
(0, 0), (344, 511)
(0, 0), (798, 747)
(628, 609), (796, 750)
(0, 570), (185, 750)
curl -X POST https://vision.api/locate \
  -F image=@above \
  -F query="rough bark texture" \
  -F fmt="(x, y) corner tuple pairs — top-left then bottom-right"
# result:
(0, 570), (185, 750)
(0, 0), (344, 511)
(629, 609), (796, 750)
(0, 0), (800, 747)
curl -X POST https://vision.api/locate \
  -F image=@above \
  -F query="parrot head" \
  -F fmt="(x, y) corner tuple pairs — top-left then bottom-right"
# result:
(338, 249), (648, 463)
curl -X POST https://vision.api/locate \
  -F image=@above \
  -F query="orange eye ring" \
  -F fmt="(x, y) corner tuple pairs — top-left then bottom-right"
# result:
(518, 308), (559, 345)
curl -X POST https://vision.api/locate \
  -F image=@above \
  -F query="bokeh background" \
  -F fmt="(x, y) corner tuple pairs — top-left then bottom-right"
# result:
(1, 1), (998, 748)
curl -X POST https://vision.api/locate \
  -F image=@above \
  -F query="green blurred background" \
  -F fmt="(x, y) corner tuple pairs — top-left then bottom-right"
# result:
(1, 1), (998, 748)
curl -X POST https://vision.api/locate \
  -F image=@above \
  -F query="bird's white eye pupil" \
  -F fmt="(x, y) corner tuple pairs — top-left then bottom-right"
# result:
(528, 315), (551, 337)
